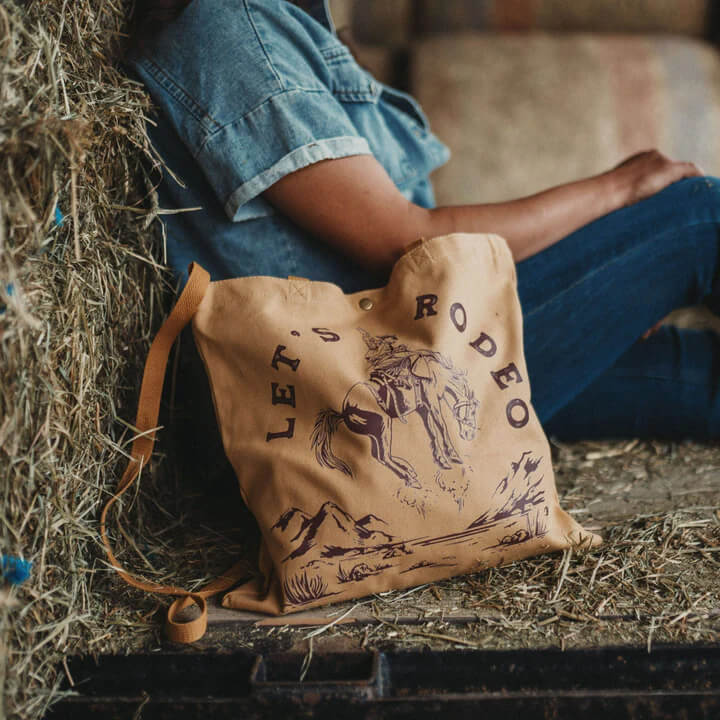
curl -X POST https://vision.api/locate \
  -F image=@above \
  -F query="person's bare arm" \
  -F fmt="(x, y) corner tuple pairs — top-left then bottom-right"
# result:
(262, 149), (701, 270)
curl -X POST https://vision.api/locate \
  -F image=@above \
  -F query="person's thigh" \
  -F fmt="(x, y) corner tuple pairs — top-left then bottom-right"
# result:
(543, 325), (720, 440)
(516, 176), (720, 425)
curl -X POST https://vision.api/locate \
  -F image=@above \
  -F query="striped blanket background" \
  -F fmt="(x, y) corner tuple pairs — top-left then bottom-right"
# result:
(412, 34), (720, 204)
(344, 0), (712, 46)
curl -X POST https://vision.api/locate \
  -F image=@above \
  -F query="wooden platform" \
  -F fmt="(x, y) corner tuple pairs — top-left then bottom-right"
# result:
(184, 439), (720, 655)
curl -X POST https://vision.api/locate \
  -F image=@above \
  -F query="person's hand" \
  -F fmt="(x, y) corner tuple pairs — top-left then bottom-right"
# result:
(608, 149), (703, 209)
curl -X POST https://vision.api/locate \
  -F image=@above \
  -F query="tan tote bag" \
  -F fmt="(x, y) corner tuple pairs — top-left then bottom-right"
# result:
(102, 233), (601, 643)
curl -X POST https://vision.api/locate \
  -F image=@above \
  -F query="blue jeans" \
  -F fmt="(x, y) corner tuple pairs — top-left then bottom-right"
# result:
(519, 176), (720, 440)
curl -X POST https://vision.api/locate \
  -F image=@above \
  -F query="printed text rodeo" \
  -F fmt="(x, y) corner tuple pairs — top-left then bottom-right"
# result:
(266, 293), (529, 442)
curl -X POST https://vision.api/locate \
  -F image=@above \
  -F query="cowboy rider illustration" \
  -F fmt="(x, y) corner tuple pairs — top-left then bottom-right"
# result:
(358, 329), (443, 419)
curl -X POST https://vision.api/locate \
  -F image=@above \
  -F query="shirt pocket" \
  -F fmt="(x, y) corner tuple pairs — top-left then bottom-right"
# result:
(378, 84), (432, 134)
(317, 42), (424, 192)
(319, 44), (381, 103)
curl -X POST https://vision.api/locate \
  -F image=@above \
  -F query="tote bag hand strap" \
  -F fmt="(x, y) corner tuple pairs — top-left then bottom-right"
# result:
(100, 263), (246, 644)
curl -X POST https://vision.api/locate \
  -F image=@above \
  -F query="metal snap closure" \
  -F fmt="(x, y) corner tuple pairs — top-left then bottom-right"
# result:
(359, 297), (374, 311)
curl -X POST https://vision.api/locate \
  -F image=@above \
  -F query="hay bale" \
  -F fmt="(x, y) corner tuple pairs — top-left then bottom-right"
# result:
(0, 1), (172, 716)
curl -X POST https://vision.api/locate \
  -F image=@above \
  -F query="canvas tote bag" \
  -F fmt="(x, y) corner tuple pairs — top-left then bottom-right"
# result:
(101, 233), (601, 643)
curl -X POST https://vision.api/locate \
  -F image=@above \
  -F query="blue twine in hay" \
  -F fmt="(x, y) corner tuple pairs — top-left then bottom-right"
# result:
(55, 206), (64, 226)
(1, 555), (32, 585)
(0, 283), (13, 316)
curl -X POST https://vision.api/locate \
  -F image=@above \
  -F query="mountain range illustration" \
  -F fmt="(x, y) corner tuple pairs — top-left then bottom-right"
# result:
(273, 452), (548, 593)
(273, 501), (396, 562)
(468, 450), (545, 528)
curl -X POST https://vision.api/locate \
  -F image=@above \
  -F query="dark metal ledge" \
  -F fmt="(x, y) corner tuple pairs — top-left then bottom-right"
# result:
(49, 645), (720, 718)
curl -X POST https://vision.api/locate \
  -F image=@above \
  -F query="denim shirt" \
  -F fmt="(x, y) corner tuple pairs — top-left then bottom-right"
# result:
(126, 0), (450, 291)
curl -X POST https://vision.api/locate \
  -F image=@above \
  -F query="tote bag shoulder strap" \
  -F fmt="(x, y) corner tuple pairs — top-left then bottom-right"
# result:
(100, 263), (247, 644)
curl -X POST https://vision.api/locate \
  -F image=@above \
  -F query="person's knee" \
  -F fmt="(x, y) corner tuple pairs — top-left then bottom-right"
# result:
(652, 177), (720, 268)
(671, 176), (720, 221)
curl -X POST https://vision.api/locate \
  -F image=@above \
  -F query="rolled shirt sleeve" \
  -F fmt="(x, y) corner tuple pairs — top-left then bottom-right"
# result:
(198, 89), (371, 221)
(129, 0), (375, 221)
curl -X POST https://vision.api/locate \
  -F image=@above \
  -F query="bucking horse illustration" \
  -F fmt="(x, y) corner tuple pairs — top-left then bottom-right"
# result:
(311, 329), (479, 488)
